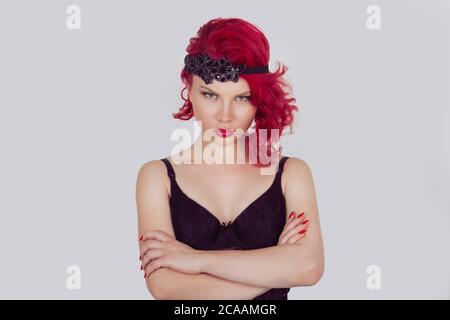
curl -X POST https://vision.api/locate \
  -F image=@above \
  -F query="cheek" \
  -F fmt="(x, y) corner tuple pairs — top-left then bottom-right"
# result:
(235, 105), (257, 124)
(191, 99), (215, 121)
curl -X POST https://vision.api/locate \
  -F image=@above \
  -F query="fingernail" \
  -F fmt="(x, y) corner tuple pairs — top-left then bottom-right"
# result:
(144, 273), (147, 278)
(301, 219), (309, 225)
(298, 229), (307, 234)
(289, 211), (295, 219)
(139, 235), (144, 241)
(297, 212), (305, 219)
(140, 265), (143, 270)
(139, 255), (142, 260)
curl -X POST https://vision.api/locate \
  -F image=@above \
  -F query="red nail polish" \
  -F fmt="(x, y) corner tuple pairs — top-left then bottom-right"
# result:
(144, 273), (147, 278)
(289, 211), (295, 219)
(139, 255), (142, 260)
(298, 229), (307, 234)
(301, 219), (309, 225)
(140, 265), (143, 270)
(297, 212), (305, 219)
(139, 235), (144, 241)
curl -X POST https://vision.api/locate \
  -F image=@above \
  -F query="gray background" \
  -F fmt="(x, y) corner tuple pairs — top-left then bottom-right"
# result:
(0, 0), (449, 299)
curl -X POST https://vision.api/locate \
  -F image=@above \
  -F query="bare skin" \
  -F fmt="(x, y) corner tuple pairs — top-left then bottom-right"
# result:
(163, 152), (282, 226)
(135, 75), (324, 299)
(165, 74), (283, 224)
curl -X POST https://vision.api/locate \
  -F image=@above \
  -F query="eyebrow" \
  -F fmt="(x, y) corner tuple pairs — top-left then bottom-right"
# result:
(199, 85), (251, 96)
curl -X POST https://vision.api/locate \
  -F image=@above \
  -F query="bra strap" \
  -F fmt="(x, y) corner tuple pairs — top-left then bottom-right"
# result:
(162, 157), (288, 177)
(160, 158), (175, 177)
(277, 156), (289, 175)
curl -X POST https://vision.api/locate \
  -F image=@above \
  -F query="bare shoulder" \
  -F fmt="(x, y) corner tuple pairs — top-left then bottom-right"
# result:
(135, 158), (175, 299)
(135, 159), (173, 223)
(136, 159), (170, 193)
(282, 156), (324, 285)
(137, 159), (167, 178)
(284, 156), (313, 176)
(282, 156), (315, 192)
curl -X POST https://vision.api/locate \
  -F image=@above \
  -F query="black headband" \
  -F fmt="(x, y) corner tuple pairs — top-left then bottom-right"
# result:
(184, 52), (269, 84)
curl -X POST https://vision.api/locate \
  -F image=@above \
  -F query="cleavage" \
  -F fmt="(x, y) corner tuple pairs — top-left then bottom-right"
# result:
(174, 170), (277, 224)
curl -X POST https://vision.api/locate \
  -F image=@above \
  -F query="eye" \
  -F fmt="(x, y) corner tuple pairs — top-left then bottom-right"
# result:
(201, 92), (217, 99)
(236, 95), (251, 102)
(200, 92), (251, 102)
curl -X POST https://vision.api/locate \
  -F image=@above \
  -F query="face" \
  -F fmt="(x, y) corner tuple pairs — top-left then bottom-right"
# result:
(188, 75), (256, 143)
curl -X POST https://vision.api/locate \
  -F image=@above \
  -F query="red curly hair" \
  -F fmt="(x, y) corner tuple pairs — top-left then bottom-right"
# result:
(173, 17), (299, 167)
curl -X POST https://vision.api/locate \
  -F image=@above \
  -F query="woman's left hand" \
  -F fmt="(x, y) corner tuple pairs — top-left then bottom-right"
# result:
(139, 230), (204, 278)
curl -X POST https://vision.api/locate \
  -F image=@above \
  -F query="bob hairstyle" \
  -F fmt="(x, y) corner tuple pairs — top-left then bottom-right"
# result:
(173, 17), (299, 167)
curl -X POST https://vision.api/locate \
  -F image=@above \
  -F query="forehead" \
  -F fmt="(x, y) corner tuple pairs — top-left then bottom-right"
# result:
(192, 75), (250, 93)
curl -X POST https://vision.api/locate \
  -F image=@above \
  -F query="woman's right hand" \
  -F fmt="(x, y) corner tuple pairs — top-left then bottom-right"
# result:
(277, 211), (310, 245)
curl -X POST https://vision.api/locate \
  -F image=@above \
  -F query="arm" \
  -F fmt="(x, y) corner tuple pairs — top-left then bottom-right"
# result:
(199, 243), (320, 288)
(148, 268), (270, 300)
(197, 158), (325, 288)
(136, 160), (271, 299)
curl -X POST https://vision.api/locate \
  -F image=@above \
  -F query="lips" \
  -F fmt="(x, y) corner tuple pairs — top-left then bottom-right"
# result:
(215, 128), (234, 138)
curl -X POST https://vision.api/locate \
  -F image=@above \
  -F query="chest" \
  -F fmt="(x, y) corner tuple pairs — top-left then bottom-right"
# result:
(169, 167), (279, 224)
(170, 179), (287, 250)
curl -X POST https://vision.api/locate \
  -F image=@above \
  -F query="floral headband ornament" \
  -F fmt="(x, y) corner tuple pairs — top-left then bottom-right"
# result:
(184, 52), (270, 84)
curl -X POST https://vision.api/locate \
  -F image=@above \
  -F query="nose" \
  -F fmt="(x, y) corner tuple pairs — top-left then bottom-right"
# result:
(216, 101), (233, 123)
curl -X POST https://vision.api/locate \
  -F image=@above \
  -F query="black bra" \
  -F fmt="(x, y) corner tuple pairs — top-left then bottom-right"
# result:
(160, 156), (291, 300)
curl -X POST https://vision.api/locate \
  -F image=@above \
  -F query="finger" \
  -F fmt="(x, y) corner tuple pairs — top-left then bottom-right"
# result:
(279, 218), (309, 244)
(139, 230), (171, 242)
(287, 232), (307, 244)
(142, 248), (164, 270)
(281, 212), (306, 236)
(283, 219), (310, 241)
(144, 257), (166, 278)
(279, 212), (294, 238)
(288, 210), (296, 221)
(283, 211), (305, 231)
(279, 218), (300, 244)
(295, 211), (305, 221)
(139, 230), (172, 242)
(139, 239), (165, 262)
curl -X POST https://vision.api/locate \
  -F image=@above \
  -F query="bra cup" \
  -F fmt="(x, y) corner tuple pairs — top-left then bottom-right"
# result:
(230, 190), (286, 249)
(168, 191), (222, 250)
(172, 185), (286, 250)
(161, 156), (291, 300)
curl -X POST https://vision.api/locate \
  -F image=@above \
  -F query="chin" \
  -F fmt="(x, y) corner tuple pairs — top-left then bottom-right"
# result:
(213, 135), (235, 146)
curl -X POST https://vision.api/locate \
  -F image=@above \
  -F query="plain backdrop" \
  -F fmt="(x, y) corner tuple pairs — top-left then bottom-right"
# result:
(0, 0), (449, 299)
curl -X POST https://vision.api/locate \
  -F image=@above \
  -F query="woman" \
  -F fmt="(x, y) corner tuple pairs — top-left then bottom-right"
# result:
(136, 17), (324, 300)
